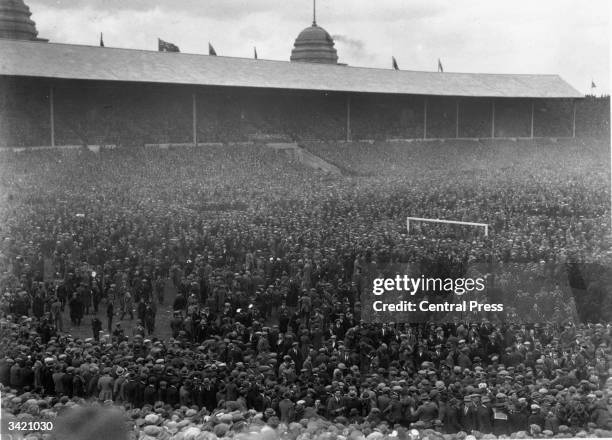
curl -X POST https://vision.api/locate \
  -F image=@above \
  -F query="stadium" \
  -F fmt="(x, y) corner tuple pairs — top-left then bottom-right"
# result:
(0, 1), (611, 440)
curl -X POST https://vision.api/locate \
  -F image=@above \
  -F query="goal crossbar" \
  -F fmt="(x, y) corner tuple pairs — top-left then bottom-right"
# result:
(407, 217), (489, 236)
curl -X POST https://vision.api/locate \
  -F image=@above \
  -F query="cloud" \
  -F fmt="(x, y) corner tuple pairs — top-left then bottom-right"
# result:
(332, 35), (365, 51)
(31, 0), (281, 19)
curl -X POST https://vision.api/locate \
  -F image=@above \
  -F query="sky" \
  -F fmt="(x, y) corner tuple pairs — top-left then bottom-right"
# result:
(29, 0), (610, 95)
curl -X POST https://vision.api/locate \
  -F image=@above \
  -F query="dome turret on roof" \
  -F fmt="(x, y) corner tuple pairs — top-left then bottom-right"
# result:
(0, 0), (42, 40)
(290, 22), (338, 64)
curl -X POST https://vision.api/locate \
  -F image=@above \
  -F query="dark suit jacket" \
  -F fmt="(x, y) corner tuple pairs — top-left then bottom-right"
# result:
(459, 403), (477, 432)
(326, 396), (345, 418)
(476, 404), (494, 433)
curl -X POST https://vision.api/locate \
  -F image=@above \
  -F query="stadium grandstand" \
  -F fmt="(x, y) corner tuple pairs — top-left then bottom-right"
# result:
(0, 38), (602, 147)
(0, 1), (611, 440)
(0, 0), (608, 149)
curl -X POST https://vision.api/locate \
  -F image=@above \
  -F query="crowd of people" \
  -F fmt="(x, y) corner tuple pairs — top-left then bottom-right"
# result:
(0, 138), (611, 439)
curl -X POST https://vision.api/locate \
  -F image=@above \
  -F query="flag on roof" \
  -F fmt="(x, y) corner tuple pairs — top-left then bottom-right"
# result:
(591, 80), (597, 88)
(392, 56), (399, 70)
(209, 42), (217, 56)
(158, 38), (180, 53)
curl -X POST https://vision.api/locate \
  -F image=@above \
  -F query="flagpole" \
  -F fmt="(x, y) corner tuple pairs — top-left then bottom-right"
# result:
(49, 86), (55, 147)
(346, 94), (351, 142)
(192, 92), (197, 147)
(530, 100), (535, 139)
(423, 98), (428, 140)
(572, 99), (576, 138)
(455, 99), (460, 139)
(491, 99), (495, 139)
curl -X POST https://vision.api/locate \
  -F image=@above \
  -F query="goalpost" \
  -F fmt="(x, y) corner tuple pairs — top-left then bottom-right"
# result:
(407, 217), (489, 236)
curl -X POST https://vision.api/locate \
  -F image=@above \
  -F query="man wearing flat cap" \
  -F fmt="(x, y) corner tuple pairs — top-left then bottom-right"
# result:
(459, 394), (477, 432)
(411, 392), (439, 428)
(476, 395), (493, 433)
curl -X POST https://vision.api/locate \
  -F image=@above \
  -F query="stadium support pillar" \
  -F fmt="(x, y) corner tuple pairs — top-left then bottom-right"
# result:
(491, 99), (495, 139)
(455, 99), (460, 138)
(423, 97), (428, 139)
(49, 86), (55, 147)
(572, 99), (576, 138)
(192, 92), (197, 147)
(346, 94), (351, 142)
(530, 100), (535, 138)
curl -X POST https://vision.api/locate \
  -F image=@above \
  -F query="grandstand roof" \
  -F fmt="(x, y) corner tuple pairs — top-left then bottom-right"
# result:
(0, 39), (582, 98)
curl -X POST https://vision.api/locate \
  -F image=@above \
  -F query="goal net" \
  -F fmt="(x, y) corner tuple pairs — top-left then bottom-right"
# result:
(407, 217), (489, 237)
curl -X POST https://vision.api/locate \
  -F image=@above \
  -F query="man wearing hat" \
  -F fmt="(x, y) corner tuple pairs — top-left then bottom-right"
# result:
(97, 368), (114, 401)
(198, 376), (217, 411)
(440, 396), (461, 433)
(50, 295), (64, 332)
(459, 394), (477, 432)
(345, 389), (362, 416)
(383, 391), (403, 425)
(112, 367), (126, 402)
(431, 344), (446, 368)
(492, 393), (510, 436)
(72, 366), (86, 398)
(122, 371), (137, 407)
(91, 316), (102, 342)
(143, 376), (158, 406)
(327, 388), (346, 419)
(165, 377), (180, 407)
(62, 366), (75, 398)
(278, 391), (295, 424)
(509, 398), (529, 433)
(527, 404), (545, 429)
(411, 392), (439, 428)
(476, 395), (493, 433)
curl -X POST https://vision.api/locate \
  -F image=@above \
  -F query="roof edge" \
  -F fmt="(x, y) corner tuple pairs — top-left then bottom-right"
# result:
(0, 38), (576, 79)
(0, 73), (584, 99)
